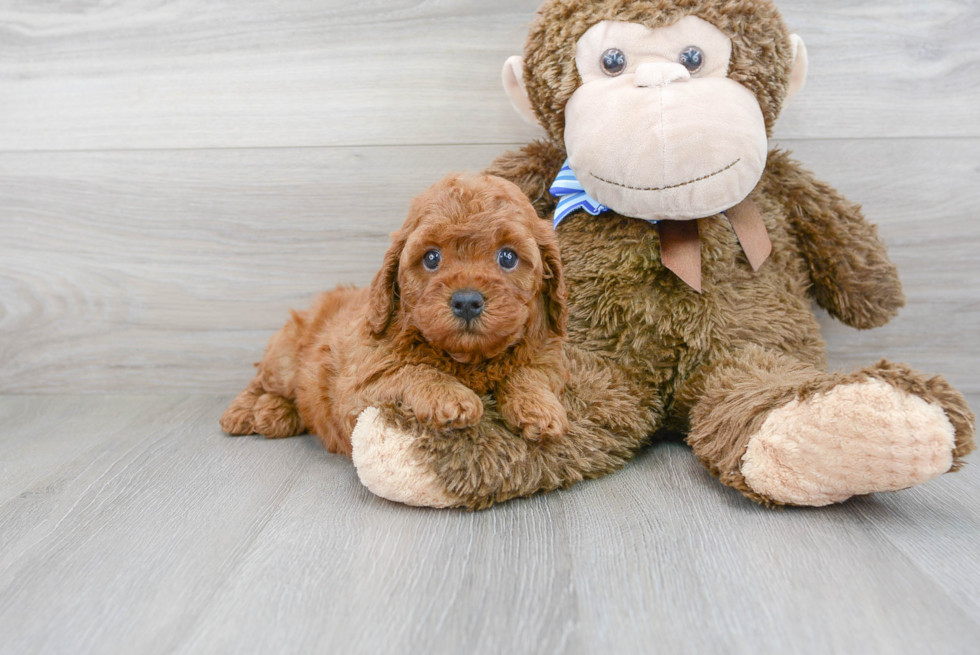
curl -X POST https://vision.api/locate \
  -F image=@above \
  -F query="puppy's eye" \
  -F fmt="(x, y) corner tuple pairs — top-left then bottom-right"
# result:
(679, 46), (704, 73)
(422, 249), (441, 271)
(601, 48), (627, 77)
(497, 248), (519, 270)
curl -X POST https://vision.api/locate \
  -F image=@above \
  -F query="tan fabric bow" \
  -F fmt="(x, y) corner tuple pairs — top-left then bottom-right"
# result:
(658, 197), (771, 292)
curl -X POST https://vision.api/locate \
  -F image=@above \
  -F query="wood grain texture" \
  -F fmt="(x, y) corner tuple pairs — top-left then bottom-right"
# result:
(1, 0), (977, 152)
(2, 2), (977, 652)
(776, 138), (980, 395)
(1, 139), (977, 394)
(0, 395), (978, 655)
(0, 144), (498, 393)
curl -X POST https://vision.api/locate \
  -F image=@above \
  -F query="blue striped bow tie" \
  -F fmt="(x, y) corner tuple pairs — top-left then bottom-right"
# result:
(547, 159), (772, 293)
(549, 160), (610, 228)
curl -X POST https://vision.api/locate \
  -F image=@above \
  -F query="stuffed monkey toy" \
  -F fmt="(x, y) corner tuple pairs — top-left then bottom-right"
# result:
(347, 0), (976, 509)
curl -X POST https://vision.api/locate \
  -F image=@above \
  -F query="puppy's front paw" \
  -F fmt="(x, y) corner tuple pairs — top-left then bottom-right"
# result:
(408, 385), (484, 429)
(501, 393), (569, 441)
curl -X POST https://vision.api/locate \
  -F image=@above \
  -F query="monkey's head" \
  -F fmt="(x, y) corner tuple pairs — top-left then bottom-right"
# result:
(503, 0), (808, 221)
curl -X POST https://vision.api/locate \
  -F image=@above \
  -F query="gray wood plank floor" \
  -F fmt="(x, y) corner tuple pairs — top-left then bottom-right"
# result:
(1, 395), (979, 655)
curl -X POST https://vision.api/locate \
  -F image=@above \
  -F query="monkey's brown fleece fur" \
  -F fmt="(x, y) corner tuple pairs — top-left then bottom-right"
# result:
(367, 0), (974, 509)
(221, 174), (570, 454)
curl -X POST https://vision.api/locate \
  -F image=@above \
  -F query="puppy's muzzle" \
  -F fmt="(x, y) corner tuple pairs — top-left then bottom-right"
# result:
(450, 289), (485, 322)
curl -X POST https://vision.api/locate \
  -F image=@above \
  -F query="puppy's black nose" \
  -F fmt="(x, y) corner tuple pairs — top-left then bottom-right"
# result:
(451, 290), (485, 321)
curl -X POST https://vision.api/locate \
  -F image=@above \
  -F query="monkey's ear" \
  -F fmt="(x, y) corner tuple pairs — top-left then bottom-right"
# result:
(502, 56), (542, 127)
(786, 34), (808, 103)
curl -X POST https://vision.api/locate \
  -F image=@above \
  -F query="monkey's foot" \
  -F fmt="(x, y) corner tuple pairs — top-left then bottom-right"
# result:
(740, 378), (959, 506)
(351, 407), (462, 508)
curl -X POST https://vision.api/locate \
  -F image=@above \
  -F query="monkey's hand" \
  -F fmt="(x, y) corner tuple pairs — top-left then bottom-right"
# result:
(351, 407), (463, 508)
(763, 149), (905, 330)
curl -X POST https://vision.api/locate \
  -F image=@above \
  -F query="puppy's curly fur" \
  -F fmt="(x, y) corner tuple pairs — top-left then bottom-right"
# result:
(221, 174), (569, 454)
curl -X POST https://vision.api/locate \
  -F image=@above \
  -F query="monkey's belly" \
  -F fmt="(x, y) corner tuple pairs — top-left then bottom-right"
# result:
(558, 209), (826, 401)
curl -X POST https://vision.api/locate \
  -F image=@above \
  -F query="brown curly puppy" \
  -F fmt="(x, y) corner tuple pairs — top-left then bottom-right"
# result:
(220, 174), (569, 455)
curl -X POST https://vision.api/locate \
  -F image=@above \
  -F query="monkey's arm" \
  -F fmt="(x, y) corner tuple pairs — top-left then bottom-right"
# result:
(351, 346), (662, 509)
(483, 138), (566, 220)
(762, 149), (905, 330)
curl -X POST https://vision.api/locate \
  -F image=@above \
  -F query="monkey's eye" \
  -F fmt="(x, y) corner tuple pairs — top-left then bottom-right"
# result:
(679, 46), (704, 73)
(497, 248), (519, 270)
(600, 48), (627, 76)
(422, 249), (441, 271)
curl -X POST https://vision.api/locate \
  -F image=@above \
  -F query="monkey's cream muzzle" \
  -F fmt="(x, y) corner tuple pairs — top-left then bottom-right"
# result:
(502, 15), (808, 291)
(564, 18), (768, 222)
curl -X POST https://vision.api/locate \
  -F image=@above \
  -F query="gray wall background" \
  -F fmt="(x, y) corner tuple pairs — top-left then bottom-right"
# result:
(1, 0), (977, 396)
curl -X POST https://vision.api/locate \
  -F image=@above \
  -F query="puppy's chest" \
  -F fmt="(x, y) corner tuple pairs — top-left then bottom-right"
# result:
(403, 349), (515, 396)
(443, 360), (511, 396)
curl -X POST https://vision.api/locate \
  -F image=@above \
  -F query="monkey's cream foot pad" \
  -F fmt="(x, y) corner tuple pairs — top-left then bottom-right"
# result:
(351, 407), (462, 508)
(741, 379), (956, 506)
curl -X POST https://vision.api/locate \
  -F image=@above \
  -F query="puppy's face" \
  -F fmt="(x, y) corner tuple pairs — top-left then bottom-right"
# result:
(369, 175), (566, 363)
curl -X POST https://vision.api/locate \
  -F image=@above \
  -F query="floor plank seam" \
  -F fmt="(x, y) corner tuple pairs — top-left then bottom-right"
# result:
(851, 499), (980, 629)
(0, 396), (190, 507)
(0, 134), (976, 157)
(0, 425), (198, 620)
(166, 454), (312, 653)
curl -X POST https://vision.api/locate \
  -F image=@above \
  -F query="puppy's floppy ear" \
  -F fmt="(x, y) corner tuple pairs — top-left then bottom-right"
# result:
(367, 229), (408, 337)
(539, 228), (567, 339)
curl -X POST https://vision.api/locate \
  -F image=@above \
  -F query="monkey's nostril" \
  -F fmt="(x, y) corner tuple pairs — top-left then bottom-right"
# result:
(450, 290), (485, 321)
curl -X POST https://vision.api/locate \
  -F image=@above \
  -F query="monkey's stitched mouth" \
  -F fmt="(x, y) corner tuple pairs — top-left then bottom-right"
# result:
(590, 159), (740, 192)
